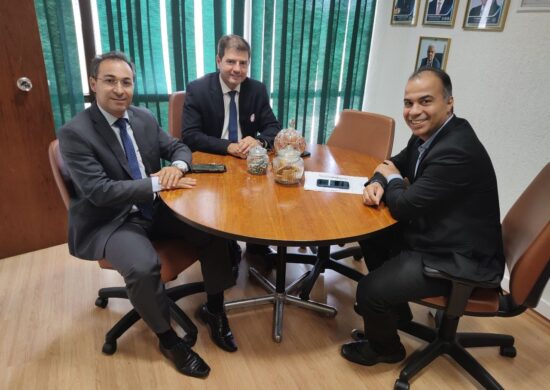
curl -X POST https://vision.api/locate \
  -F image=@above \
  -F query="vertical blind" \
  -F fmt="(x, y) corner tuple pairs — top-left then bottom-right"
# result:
(37, 0), (376, 143)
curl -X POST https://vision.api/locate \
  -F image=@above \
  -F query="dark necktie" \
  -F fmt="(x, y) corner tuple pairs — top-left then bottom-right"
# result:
(228, 90), (238, 142)
(114, 118), (152, 219)
(115, 118), (142, 180)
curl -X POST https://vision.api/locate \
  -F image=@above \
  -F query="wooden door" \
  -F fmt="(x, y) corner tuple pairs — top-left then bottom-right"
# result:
(0, 0), (67, 259)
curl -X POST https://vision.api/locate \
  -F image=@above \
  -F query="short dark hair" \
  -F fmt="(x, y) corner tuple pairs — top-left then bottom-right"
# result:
(90, 51), (136, 79)
(409, 67), (452, 98)
(217, 35), (250, 59)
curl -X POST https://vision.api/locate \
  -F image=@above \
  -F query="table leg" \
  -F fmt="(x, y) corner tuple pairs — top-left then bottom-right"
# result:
(225, 246), (337, 343)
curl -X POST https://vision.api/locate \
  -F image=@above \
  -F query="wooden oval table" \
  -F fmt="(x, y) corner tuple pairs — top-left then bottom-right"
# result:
(160, 144), (396, 342)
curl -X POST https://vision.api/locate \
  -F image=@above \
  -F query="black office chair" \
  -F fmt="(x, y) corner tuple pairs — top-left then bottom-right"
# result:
(393, 163), (550, 389)
(48, 139), (205, 354)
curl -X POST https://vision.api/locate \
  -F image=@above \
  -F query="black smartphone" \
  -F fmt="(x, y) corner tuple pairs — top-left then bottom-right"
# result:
(191, 164), (227, 173)
(316, 178), (350, 189)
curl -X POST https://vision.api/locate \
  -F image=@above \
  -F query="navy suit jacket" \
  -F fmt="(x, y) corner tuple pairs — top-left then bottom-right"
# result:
(58, 103), (192, 260)
(420, 57), (441, 69)
(371, 116), (504, 283)
(427, 0), (453, 16)
(467, 2), (502, 24)
(181, 72), (280, 154)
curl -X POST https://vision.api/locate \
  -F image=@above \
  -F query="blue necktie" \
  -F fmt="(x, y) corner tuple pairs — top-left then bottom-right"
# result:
(114, 118), (153, 219)
(228, 90), (238, 142)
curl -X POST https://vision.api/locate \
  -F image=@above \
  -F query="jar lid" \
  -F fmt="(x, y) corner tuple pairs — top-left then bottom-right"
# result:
(249, 145), (267, 156)
(277, 145), (301, 158)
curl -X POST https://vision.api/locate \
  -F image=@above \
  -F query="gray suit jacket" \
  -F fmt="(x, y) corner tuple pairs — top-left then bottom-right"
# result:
(58, 103), (192, 260)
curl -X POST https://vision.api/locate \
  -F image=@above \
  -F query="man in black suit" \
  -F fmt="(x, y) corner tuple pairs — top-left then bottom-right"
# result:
(58, 51), (239, 378)
(182, 34), (281, 262)
(341, 68), (504, 366)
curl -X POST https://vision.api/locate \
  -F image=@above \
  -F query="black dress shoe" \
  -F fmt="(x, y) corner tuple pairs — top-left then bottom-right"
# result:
(245, 244), (275, 269)
(159, 341), (210, 378)
(198, 305), (238, 352)
(341, 340), (406, 366)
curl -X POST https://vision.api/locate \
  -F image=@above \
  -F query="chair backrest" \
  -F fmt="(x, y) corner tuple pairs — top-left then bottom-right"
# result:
(503, 163), (550, 308)
(48, 139), (75, 210)
(327, 109), (395, 161)
(168, 91), (186, 140)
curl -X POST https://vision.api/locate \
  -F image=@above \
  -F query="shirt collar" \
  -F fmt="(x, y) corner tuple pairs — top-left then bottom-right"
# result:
(219, 74), (241, 95)
(97, 103), (129, 126)
(418, 114), (454, 152)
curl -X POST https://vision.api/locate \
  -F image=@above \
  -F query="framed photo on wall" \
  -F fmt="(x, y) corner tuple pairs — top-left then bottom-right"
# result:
(517, 0), (550, 12)
(423, 0), (459, 27)
(391, 0), (420, 25)
(463, 0), (511, 31)
(415, 37), (451, 71)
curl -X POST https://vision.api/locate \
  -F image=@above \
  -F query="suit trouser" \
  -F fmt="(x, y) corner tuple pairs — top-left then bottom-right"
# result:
(103, 201), (235, 333)
(357, 226), (450, 354)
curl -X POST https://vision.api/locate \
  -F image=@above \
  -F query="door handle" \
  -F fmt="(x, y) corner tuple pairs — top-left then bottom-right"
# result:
(17, 77), (33, 92)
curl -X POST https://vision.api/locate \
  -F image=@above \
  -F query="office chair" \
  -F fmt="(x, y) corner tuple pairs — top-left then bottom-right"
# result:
(48, 139), (204, 354)
(286, 110), (395, 299)
(326, 109), (395, 261)
(168, 91), (186, 139)
(392, 163), (550, 390)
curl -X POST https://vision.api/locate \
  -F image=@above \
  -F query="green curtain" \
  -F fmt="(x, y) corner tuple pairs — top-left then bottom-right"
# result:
(250, 0), (376, 144)
(35, 0), (84, 130)
(36, 0), (376, 142)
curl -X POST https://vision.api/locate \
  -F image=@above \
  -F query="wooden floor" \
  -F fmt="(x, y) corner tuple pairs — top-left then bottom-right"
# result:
(1, 244), (549, 390)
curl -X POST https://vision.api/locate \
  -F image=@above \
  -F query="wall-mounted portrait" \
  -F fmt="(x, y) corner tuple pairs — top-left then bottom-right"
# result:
(423, 0), (459, 27)
(415, 37), (451, 71)
(391, 0), (420, 25)
(463, 0), (510, 31)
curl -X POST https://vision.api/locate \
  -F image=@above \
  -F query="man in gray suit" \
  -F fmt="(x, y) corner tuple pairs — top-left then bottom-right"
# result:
(58, 52), (238, 378)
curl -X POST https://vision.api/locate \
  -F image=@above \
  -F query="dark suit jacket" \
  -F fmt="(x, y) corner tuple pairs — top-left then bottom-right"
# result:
(58, 103), (192, 260)
(181, 72), (280, 154)
(372, 116), (504, 283)
(427, 0), (453, 16)
(467, 2), (501, 24)
(420, 57), (441, 69)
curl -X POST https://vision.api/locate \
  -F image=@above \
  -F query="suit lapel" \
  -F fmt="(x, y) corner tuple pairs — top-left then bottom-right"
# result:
(414, 116), (456, 179)
(127, 108), (152, 175)
(210, 73), (226, 137)
(90, 103), (134, 178)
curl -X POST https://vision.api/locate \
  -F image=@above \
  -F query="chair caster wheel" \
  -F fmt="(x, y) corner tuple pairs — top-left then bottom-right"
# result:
(102, 341), (117, 355)
(394, 379), (410, 390)
(95, 297), (108, 308)
(500, 345), (516, 357)
(183, 333), (197, 347)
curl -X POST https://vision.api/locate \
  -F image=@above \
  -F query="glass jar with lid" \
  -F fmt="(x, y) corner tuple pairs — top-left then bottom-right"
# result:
(272, 145), (304, 185)
(247, 145), (269, 175)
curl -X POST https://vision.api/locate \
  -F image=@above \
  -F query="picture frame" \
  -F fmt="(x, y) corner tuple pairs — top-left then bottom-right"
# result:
(391, 0), (420, 25)
(517, 0), (550, 12)
(423, 0), (460, 27)
(415, 37), (451, 72)
(463, 0), (510, 31)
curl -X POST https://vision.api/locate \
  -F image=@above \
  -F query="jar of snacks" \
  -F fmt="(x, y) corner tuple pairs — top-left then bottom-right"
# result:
(247, 145), (269, 175)
(272, 145), (304, 185)
(273, 126), (306, 154)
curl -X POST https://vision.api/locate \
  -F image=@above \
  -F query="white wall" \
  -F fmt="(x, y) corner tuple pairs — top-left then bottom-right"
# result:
(364, 0), (550, 318)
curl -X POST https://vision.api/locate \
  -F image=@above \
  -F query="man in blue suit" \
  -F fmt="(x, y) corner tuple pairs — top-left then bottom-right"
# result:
(181, 35), (281, 264)
(427, 0), (453, 17)
(467, 0), (502, 25)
